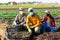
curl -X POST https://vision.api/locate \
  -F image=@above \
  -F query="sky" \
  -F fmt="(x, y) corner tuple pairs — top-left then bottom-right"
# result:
(0, 0), (60, 3)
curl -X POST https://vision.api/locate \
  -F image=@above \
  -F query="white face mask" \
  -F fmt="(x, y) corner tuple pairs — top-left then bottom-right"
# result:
(19, 11), (24, 14)
(30, 12), (34, 15)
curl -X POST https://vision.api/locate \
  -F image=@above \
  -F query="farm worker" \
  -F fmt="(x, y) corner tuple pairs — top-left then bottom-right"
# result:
(12, 7), (27, 31)
(26, 8), (42, 40)
(42, 10), (56, 32)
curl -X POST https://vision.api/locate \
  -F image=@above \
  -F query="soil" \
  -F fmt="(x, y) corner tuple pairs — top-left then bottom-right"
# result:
(9, 32), (60, 40)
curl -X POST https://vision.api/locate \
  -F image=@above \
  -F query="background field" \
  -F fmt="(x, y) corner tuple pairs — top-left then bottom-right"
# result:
(0, 4), (60, 8)
(0, 5), (52, 8)
(0, 4), (60, 40)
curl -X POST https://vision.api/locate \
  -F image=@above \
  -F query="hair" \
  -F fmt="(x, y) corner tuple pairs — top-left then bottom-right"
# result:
(46, 14), (54, 19)
(29, 10), (34, 12)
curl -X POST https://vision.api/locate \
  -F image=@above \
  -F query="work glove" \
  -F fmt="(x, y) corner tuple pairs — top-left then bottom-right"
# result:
(28, 29), (32, 33)
(12, 21), (17, 26)
(16, 20), (21, 24)
(20, 23), (24, 25)
(23, 24), (26, 26)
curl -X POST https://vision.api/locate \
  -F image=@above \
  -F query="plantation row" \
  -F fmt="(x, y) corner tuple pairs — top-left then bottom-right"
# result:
(0, 10), (60, 18)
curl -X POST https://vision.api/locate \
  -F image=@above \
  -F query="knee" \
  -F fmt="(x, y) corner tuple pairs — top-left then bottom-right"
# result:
(34, 27), (40, 33)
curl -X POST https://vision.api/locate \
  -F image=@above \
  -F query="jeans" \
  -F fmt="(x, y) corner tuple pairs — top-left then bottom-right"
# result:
(29, 28), (40, 40)
(29, 27), (40, 40)
(50, 27), (56, 32)
(41, 22), (56, 32)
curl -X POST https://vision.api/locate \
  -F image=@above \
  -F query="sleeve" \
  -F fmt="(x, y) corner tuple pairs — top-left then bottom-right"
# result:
(15, 14), (19, 21)
(51, 18), (55, 27)
(26, 16), (30, 30)
(12, 14), (18, 25)
(33, 15), (42, 28)
(42, 16), (47, 23)
(20, 16), (26, 25)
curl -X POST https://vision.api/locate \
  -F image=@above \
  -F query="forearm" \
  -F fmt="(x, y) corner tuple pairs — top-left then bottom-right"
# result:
(26, 24), (30, 30)
(20, 21), (25, 24)
(21, 16), (26, 24)
(33, 22), (42, 28)
(33, 24), (39, 28)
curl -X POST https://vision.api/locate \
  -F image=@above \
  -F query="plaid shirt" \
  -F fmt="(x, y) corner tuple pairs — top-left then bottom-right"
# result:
(42, 16), (55, 27)
(15, 13), (26, 25)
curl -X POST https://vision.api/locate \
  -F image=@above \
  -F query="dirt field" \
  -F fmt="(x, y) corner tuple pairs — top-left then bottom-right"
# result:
(0, 8), (60, 12)
(9, 32), (60, 40)
(0, 18), (59, 40)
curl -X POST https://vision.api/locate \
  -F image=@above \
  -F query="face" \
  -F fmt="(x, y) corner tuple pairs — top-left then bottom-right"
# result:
(19, 11), (24, 14)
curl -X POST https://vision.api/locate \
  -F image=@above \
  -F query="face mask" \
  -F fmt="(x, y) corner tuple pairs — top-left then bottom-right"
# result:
(30, 12), (34, 15)
(19, 11), (24, 14)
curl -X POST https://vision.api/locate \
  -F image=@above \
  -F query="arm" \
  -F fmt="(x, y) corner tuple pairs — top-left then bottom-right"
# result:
(26, 16), (30, 30)
(42, 16), (47, 23)
(33, 16), (42, 28)
(20, 16), (26, 25)
(51, 18), (55, 27)
(33, 20), (41, 28)
(12, 15), (18, 25)
(15, 14), (19, 21)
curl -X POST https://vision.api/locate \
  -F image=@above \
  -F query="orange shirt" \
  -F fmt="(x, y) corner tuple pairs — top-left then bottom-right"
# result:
(26, 14), (42, 29)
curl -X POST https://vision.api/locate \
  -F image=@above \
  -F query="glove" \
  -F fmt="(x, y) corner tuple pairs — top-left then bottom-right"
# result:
(23, 24), (26, 26)
(12, 21), (17, 26)
(16, 20), (20, 24)
(28, 29), (32, 33)
(20, 23), (24, 25)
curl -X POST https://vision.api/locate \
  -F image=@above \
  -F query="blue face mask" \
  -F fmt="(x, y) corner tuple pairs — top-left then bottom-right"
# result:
(30, 12), (34, 15)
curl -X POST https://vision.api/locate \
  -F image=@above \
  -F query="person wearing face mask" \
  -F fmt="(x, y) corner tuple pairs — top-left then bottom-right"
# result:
(41, 10), (56, 32)
(26, 8), (42, 40)
(12, 7), (27, 31)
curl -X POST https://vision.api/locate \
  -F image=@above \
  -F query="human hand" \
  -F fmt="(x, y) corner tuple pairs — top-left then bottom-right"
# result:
(30, 26), (34, 28)
(28, 29), (32, 33)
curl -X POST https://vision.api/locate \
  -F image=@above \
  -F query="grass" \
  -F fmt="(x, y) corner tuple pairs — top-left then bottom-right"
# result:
(0, 12), (18, 17)
(0, 10), (60, 18)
